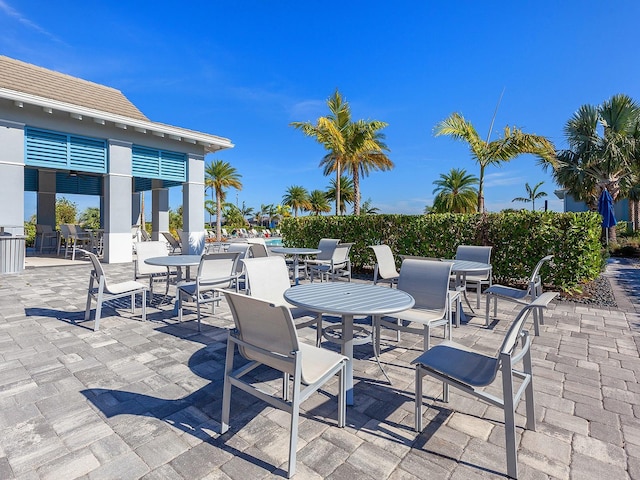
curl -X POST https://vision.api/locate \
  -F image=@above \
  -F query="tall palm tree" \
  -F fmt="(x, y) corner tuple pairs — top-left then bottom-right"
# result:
(327, 119), (393, 215)
(431, 168), (479, 213)
(512, 181), (547, 211)
(326, 175), (355, 214)
(308, 190), (331, 215)
(204, 159), (242, 241)
(282, 185), (311, 218)
(291, 90), (392, 215)
(434, 112), (556, 212)
(553, 94), (640, 243)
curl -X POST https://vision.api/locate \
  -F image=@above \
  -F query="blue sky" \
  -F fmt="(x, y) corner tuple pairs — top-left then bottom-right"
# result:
(3, 1), (640, 218)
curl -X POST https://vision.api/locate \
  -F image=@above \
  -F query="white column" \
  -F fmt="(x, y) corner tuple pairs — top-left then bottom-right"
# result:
(151, 179), (169, 241)
(103, 139), (133, 263)
(182, 153), (205, 254)
(0, 119), (25, 234)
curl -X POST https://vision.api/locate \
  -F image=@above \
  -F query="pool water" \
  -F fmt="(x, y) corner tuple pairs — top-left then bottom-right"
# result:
(265, 238), (283, 247)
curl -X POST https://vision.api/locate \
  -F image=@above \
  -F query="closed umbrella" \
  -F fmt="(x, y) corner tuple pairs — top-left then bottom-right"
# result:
(597, 189), (617, 244)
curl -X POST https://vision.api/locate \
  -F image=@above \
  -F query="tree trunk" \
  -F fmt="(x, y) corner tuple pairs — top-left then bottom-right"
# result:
(477, 164), (485, 213)
(353, 168), (360, 215)
(216, 191), (222, 242)
(335, 162), (341, 216)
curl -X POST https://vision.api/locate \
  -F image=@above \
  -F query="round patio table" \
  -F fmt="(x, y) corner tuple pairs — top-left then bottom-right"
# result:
(145, 255), (202, 282)
(270, 247), (321, 285)
(284, 282), (414, 405)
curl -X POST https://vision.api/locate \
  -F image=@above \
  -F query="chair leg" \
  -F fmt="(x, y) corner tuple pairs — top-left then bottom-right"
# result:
(415, 365), (423, 432)
(423, 324), (431, 351)
(288, 371), (302, 478)
(196, 298), (202, 332)
(523, 348), (536, 432)
(141, 290), (147, 322)
(502, 359), (518, 480)
(338, 362), (346, 428)
(94, 288), (104, 331)
(485, 293), (491, 327)
(220, 337), (235, 434)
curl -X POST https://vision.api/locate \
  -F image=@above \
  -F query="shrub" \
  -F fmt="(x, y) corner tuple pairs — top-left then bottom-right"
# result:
(280, 211), (602, 291)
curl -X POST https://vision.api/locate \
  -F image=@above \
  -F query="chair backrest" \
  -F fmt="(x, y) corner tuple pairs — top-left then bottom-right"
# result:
(331, 243), (353, 266)
(316, 238), (340, 261)
(135, 241), (169, 275)
(161, 231), (181, 249)
(226, 243), (251, 272)
(248, 242), (269, 258)
(60, 224), (72, 239)
(455, 245), (492, 264)
(140, 229), (152, 242)
(243, 256), (291, 303)
(197, 252), (241, 288)
(500, 291), (558, 358)
(398, 259), (452, 312)
(36, 224), (54, 234)
(529, 255), (554, 287)
(369, 245), (399, 279)
(224, 290), (299, 374)
(86, 251), (110, 290)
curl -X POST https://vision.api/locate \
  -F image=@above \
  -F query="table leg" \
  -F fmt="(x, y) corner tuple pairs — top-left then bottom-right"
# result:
(455, 272), (475, 322)
(293, 254), (300, 286)
(342, 314), (354, 405)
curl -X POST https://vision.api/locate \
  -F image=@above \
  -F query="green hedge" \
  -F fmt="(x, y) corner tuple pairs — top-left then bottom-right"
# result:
(280, 211), (603, 291)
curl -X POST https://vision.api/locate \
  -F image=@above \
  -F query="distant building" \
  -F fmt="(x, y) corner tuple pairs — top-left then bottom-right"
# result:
(554, 189), (629, 221)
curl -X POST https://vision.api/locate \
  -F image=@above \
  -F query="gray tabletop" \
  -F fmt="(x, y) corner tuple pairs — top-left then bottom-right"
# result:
(446, 259), (492, 273)
(271, 247), (322, 256)
(144, 255), (202, 267)
(284, 282), (414, 317)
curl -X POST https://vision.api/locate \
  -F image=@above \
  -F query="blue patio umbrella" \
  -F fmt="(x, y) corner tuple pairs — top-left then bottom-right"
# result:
(598, 189), (617, 243)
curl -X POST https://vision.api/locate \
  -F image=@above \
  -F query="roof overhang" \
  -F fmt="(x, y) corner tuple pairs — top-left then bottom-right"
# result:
(0, 87), (234, 153)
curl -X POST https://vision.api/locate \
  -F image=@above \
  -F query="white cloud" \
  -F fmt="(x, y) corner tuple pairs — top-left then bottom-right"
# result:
(0, 1), (66, 44)
(483, 171), (524, 188)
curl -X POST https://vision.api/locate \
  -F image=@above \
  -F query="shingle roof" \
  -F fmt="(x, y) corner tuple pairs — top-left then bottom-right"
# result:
(0, 56), (149, 121)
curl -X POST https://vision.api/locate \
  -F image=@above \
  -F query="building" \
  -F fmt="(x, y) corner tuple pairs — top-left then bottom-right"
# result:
(554, 189), (630, 222)
(0, 56), (233, 262)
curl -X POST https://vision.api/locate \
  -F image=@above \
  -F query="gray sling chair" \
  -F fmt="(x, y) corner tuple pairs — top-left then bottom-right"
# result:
(221, 291), (347, 478)
(161, 231), (182, 254)
(303, 238), (340, 280)
(484, 255), (554, 335)
(242, 256), (324, 346)
(412, 292), (557, 479)
(454, 245), (493, 309)
(309, 242), (354, 282)
(369, 244), (400, 287)
(84, 251), (148, 331)
(176, 252), (241, 331)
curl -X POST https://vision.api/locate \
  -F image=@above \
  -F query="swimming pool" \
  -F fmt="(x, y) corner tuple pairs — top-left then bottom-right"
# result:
(265, 238), (283, 247)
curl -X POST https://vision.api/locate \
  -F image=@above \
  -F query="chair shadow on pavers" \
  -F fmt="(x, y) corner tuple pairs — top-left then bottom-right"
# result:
(80, 344), (349, 478)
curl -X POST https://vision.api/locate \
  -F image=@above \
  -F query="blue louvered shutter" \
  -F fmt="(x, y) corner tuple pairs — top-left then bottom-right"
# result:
(25, 127), (107, 173)
(132, 145), (186, 182)
(160, 151), (186, 181)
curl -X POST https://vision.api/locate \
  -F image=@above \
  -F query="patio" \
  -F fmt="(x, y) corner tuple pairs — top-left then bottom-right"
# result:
(0, 258), (638, 479)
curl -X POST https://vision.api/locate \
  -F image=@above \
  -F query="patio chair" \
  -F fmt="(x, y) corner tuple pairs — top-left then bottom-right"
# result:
(140, 229), (152, 242)
(412, 292), (558, 479)
(161, 231), (182, 254)
(176, 252), (241, 331)
(36, 224), (58, 253)
(243, 256), (323, 346)
(83, 251), (148, 331)
(303, 238), (340, 280)
(455, 245), (493, 308)
(134, 241), (174, 300)
(58, 223), (92, 260)
(485, 255), (554, 335)
(375, 258), (453, 353)
(226, 243), (251, 290)
(246, 238), (269, 258)
(369, 244), (400, 287)
(309, 242), (353, 282)
(221, 291), (347, 478)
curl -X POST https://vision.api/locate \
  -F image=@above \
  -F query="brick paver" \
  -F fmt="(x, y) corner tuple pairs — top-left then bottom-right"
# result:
(0, 256), (638, 478)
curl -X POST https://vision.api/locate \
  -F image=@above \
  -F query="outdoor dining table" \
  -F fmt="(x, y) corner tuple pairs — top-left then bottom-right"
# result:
(284, 282), (415, 405)
(144, 254), (202, 282)
(270, 247), (322, 285)
(443, 259), (492, 322)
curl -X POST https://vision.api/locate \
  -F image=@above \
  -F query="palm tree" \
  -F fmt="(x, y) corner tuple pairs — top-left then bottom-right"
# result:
(360, 198), (380, 214)
(238, 201), (254, 227)
(434, 112), (556, 212)
(552, 94), (640, 243)
(326, 175), (355, 214)
(291, 90), (392, 215)
(282, 185), (311, 218)
(512, 181), (547, 211)
(205, 159), (242, 241)
(431, 168), (479, 213)
(308, 190), (331, 215)
(327, 119), (393, 215)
